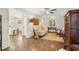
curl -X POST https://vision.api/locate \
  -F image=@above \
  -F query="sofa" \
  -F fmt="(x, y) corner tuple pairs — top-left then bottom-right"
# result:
(33, 25), (48, 36)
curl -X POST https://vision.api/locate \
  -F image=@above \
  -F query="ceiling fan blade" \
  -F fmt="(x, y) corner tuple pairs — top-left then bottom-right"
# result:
(50, 11), (54, 13)
(51, 9), (56, 11)
(44, 8), (50, 10)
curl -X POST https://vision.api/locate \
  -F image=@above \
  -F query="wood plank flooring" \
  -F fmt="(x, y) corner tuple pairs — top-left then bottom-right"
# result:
(3, 33), (64, 51)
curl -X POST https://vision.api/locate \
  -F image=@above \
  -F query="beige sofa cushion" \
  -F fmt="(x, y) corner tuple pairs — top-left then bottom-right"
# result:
(33, 25), (45, 32)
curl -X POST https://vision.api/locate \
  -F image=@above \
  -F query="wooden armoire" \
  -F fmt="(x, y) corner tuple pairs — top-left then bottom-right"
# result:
(64, 9), (79, 50)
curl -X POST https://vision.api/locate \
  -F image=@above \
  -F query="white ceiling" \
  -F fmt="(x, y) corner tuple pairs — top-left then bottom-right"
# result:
(23, 8), (76, 16)
(23, 8), (44, 15)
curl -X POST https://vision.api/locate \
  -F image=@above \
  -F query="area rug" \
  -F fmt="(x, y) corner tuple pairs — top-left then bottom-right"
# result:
(41, 33), (64, 42)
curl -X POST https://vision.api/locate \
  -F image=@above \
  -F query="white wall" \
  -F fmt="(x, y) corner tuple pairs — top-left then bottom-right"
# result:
(55, 15), (64, 29)
(22, 10), (35, 38)
(41, 14), (64, 30)
(9, 8), (24, 35)
(54, 8), (74, 29)
(9, 8), (36, 38)
(37, 9), (74, 30)
(0, 8), (9, 49)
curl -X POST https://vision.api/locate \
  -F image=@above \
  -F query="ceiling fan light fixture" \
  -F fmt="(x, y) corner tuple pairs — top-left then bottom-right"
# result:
(46, 11), (50, 14)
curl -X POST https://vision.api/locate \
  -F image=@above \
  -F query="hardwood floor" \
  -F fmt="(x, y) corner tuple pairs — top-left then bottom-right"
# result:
(3, 33), (64, 51)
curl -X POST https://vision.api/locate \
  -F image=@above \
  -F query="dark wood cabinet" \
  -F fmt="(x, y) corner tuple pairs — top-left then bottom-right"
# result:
(64, 9), (79, 50)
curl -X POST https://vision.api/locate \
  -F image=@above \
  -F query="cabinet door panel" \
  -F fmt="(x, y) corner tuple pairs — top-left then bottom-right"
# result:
(71, 13), (79, 28)
(70, 29), (79, 44)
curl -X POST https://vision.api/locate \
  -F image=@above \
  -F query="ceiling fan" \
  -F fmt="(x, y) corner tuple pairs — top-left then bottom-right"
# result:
(41, 8), (56, 15)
